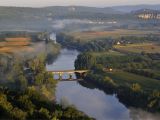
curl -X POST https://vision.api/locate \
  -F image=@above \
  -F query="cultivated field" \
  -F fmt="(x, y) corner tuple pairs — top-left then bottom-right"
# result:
(114, 43), (160, 53)
(91, 50), (125, 57)
(69, 29), (159, 42)
(0, 37), (31, 46)
(0, 37), (32, 53)
(106, 71), (160, 92)
(5, 37), (31, 42)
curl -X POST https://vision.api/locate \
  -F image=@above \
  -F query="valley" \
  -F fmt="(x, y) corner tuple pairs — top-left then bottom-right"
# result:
(0, 4), (160, 120)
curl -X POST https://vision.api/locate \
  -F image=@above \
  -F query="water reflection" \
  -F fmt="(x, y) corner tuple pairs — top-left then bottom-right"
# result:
(53, 73), (76, 80)
(46, 49), (79, 71)
(46, 49), (160, 120)
(56, 81), (130, 120)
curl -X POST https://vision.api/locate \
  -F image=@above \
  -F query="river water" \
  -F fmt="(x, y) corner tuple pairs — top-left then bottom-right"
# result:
(46, 49), (159, 120)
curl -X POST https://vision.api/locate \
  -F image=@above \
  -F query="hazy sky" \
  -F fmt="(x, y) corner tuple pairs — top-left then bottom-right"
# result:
(0, 0), (160, 7)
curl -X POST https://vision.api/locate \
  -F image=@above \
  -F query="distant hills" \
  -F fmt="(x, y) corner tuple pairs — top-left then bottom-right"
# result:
(0, 5), (160, 18)
(133, 9), (160, 20)
(0, 5), (159, 31)
(0, 4), (160, 18)
(112, 4), (160, 13)
(0, 5), (121, 16)
(133, 9), (160, 14)
(0, 6), (130, 27)
(0, 6), (122, 21)
(44, 6), (121, 14)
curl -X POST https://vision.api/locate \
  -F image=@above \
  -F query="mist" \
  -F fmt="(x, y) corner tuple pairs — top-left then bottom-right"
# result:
(129, 108), (160, 120)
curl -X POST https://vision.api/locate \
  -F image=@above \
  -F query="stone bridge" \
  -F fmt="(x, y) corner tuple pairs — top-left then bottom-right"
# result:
(48, 70), (89, 80)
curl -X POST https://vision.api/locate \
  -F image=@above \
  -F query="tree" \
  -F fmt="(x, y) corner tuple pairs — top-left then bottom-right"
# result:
(11, 107), (27, 120)
(131, 83), (142, 92)
(35, 73), (44, 85)
(0, 93), (13, 117)
(15, 74), (28, 91)
(75, 53), (96, 69)
(17, 95), (35, 115)
(91, 64), (104, 74)
(38, 108), (51, 120)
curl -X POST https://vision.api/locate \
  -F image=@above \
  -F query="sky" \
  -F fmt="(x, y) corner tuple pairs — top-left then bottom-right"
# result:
(0, 0), (160, 7)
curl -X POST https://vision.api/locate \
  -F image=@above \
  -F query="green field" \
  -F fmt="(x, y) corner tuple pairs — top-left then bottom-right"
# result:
(114, 43), (160, 53)
(68, 29), (159, 42)
(106, 70), (160, 92)
(90, 50), (125, 57)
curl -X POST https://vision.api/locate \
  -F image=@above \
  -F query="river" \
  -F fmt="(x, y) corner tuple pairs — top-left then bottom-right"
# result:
(46, 49), (159, 120)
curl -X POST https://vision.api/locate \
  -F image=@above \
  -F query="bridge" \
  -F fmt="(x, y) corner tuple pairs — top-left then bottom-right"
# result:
(48, 70), (89, 81)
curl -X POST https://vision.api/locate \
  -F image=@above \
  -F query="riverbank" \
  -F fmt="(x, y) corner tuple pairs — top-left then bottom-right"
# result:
(84, 72), (160, 113)
(50, 49), (131, 120)
(0, 32), (93, 119)
(74, 52), (160, 113)
(0, 86), (94, 120)
(55, 31), (160, 116)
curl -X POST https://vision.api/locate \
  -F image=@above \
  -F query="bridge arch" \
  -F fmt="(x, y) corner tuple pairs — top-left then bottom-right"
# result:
(48, 70), (89, 81)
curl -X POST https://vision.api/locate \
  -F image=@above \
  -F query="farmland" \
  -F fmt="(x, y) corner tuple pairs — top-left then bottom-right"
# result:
(105, 70), (160, 92)
(68, 29), (159, 42)
(114, 43), (160, 53)
(90, 50), (125, 57)
(0, 37), (32, 53)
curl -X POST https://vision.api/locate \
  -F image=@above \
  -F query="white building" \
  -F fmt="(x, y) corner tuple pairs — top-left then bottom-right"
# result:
(49, 33), (57, 44)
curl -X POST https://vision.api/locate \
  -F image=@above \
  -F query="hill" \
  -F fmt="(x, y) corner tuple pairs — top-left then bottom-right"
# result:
(44, 6), (122, 14)
(0, 6), (131, 31)
(0, 6), (121, 18)
(0, 5), (159, 31)
(132, 9), (160, 20)
(112, 4), (160, 13)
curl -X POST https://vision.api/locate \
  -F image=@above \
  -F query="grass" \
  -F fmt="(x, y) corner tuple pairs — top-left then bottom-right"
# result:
(106, 70), (160, 92)
(114, 43), (160, 53)
(68, 29), (159, 42)
(143, 69), (160, 79)
(90, 50), (125, 57)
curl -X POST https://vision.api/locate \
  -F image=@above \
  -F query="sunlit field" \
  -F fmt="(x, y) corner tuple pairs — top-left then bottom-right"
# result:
(0, 37), (32, 53)
(106, 70), (160, 92)
(114, 43), (160, 53)
(69, 29), (159, 42)
(90, 50), (125, 56)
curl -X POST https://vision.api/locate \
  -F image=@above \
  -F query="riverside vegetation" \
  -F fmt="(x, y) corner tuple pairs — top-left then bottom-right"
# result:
(0, 32), (93, 120)
(57, 31), (160, 113)
(74, 52), (160, 113)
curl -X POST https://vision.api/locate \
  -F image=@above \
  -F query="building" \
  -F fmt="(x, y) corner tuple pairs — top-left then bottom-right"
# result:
(135, 9), (160, 20)
(49, 33), (57, 44)
(117, 41), (121, 45)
